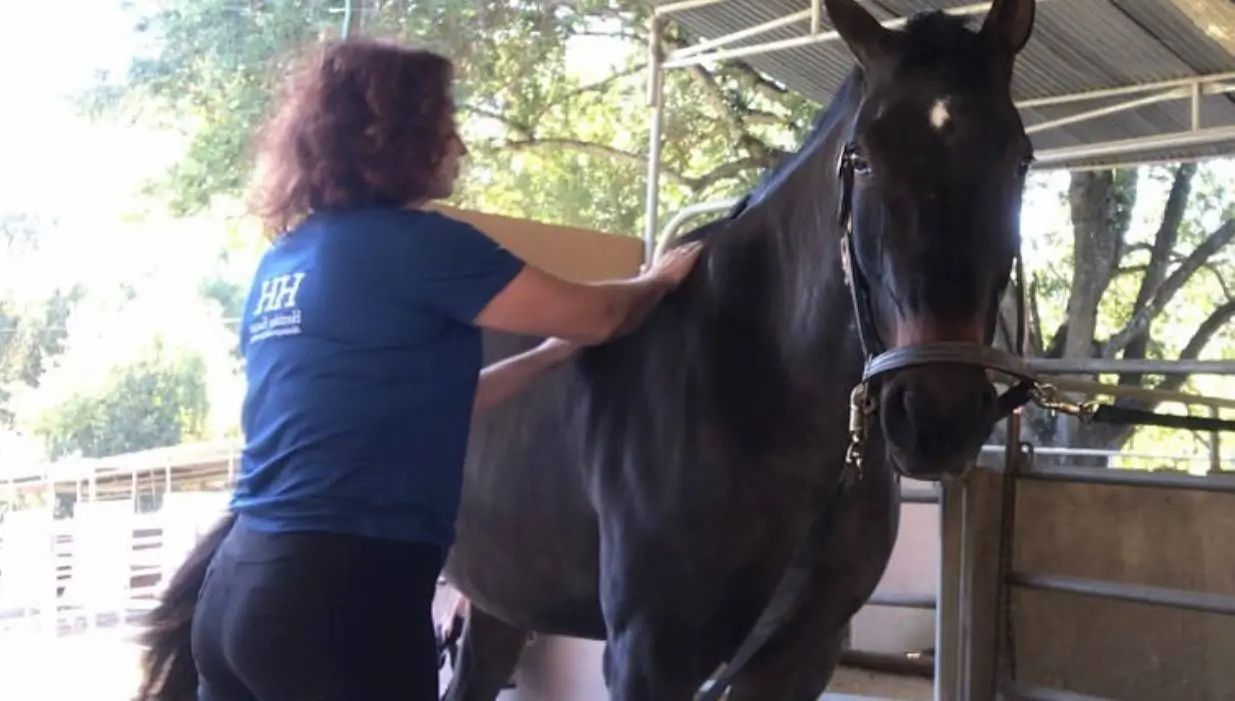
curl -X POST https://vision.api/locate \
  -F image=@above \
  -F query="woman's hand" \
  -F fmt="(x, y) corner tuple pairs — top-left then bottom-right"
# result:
(641, 241), (704, 288)
(472, 240), (707, 346)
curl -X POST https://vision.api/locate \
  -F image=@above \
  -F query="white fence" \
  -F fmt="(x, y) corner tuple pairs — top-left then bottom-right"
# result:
(0, 491), (229, 636)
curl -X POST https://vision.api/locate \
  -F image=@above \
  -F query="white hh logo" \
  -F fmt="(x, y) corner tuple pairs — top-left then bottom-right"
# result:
(253, 272), (306, 315)
(249, 271), (306, 344)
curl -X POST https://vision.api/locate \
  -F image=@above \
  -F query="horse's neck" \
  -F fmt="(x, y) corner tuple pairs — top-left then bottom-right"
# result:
(743, 144), (866, 390)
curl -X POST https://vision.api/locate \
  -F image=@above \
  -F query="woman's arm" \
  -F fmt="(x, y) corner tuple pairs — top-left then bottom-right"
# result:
(472, 337), (579, 415)
(472, 242), (704, 345)
(405, 213), (704, 345)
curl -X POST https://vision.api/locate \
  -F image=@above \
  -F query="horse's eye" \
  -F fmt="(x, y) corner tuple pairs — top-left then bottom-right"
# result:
(851, 153), (872, 175)
(1017, 154), (1035, 176)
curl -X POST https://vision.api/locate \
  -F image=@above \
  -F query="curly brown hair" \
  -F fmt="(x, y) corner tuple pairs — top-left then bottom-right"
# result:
(250, 38), (456, 236)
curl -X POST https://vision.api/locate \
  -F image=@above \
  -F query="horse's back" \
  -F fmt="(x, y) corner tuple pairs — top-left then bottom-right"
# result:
(445, 331), (606, 638)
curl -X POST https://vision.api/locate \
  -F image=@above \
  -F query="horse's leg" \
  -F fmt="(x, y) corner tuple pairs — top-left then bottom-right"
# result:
(726, 483), (898, 701)
(723, 547), (893, 699)
(441, 606), (528, 701)
(602, 610), (712, 701)
(599, 540), (714, 701)
(723, 628), (846, 701)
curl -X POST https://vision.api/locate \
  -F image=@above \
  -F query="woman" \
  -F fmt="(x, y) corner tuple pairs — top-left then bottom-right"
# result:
(189, 38), (703, 701)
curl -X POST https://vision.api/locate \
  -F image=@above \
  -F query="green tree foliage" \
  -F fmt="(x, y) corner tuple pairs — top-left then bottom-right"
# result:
(4, 265), (240, 461)
(0, 213), (85, 428)
(83, 0), (815, 234)
(83, 0), (1234, 463)
(33, 344), (210, 460)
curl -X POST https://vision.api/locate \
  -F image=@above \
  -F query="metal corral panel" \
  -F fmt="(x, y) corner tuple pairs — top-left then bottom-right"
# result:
(1010, 476), (1235, 700)
(651, 0), (1235, 169)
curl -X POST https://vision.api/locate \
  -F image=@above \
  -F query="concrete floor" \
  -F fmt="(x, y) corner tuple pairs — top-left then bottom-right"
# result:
(0, 628), (935, 701)
(826, 667), (933, 701)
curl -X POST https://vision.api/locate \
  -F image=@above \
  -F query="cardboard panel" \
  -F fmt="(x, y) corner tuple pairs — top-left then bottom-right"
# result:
(431, 205), (644, 282)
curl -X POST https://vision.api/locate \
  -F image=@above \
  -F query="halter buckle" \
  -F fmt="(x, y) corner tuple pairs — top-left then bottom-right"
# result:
(843, 382), (876, 487)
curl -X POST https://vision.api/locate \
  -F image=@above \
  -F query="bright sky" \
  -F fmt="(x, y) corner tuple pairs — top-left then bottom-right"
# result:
(0, 0), (191, 297)
(0, 0), (160, 208)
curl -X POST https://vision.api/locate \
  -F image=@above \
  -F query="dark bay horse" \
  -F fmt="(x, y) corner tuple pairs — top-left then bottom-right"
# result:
(136, 0), (1038, 698)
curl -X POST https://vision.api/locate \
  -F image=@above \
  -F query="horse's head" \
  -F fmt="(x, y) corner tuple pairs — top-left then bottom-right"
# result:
(827, 0), (1036, 479)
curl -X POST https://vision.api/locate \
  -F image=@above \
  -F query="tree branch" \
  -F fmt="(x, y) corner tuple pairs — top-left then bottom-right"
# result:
(1028, 273), (1045, 356)
(1104, 218), (1235, 357)
(1150, 299), (1235, 396)
(658, 29), (785, 166)
(1062, 169), (1136, 360)
(555, 63), (646, 103)
(499, 137), (757, 191)
(728, 61), (790, 102)
(690, 156), (767, 191)
(1203, 261), (1235, 301)
(1119, 163), (1194, 367)
(462, 105), (533, 140)
(502, 136), (669, 173)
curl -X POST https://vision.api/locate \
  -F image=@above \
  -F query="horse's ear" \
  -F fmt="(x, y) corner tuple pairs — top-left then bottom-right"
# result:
(824, 0), (898, 70)
(980, 0), (1036, 57)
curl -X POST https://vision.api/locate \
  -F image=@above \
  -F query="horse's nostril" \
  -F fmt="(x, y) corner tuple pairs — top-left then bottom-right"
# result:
(882, 371), (995, 461)
(881, 384), (916, 447)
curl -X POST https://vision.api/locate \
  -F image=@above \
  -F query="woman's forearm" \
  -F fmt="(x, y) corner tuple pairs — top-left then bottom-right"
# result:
(472, 339), (577, 415)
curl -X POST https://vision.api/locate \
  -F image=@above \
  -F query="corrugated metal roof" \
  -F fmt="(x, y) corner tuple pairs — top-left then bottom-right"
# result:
(652, 0), (1235, 170)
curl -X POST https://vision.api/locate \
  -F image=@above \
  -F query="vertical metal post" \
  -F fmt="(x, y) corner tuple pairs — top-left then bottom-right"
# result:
(810, 0), (821, 34)
(1190, 80), (1202, 131)
(934, 477), (961, 701)
(340, 0), (354, 39)
(1210, 405), (1223, 474)
(643, 14), (667, 267)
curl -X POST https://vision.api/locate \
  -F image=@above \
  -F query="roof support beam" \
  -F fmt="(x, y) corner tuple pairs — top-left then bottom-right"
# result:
(656, 0), (1065, 69)
(653, 0), (1235, 144)
(1035, 125), (1235, 169)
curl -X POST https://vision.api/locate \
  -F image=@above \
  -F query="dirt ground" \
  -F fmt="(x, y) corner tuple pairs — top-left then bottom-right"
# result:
(0, 629), (143, 700)
(827, 667), (934, 700)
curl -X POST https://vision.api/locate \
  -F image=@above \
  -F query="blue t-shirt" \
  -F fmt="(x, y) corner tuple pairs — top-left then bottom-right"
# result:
(231, 207), (525, 546)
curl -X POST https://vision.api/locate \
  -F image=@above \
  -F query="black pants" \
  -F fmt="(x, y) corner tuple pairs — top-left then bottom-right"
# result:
(191, 519), (444, 700)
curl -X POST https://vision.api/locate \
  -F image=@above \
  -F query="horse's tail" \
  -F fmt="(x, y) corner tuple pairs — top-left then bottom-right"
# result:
(135, 511), (237, 701)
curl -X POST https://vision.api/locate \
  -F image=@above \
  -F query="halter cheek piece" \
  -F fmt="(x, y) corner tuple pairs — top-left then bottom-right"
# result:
(834, 142), (1041, 482)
